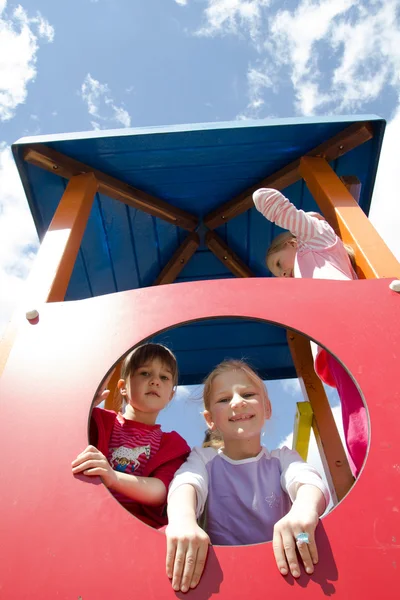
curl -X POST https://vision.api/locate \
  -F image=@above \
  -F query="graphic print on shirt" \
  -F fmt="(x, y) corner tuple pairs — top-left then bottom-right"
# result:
(110, 445), (151, 474)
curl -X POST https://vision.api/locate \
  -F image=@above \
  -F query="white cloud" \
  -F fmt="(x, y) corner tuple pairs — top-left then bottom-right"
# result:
(196, 0), (271, 41)
(267, 0), (400, 114)
(175, 0), (188, 5)
(0, 1), (54, 121)
(236, 65), (276, 119)
(280, 378), (301, 397)
(0, 143), (39, 335)
(194, 0), (400, 117)
(80, 73), (132, 129)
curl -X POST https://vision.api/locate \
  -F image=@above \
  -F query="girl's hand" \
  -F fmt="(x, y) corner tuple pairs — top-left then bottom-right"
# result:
(166, 518), (210, 593)
(93, 388), (110, 407)
(306, 211), (326, 221)
(272, 505), (319, 578)
(71, 445), (117, 489)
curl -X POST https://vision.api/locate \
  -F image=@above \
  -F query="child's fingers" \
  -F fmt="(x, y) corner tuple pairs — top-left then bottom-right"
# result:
(79, 467), (107, 477)
(165, 536), (177, 579)
(71, 446), (100, 466)
(71, 447), (103, 467)
(71, 458), (106, 474)
(189, 541), (209, 589)
(295, 531), (314, 575)
(281, 531), (300, 578)
(171, 540), (187, 592)
(180, 545), (199, 593)
(305, 531), (318, 565)
(272, 530), (289, 576)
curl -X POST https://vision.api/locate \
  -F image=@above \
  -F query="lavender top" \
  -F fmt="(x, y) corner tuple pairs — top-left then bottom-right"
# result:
(168, 446), (329, 546)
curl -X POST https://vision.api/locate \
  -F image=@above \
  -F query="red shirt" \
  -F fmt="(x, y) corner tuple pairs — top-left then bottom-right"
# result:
(90, 408), (190, 528)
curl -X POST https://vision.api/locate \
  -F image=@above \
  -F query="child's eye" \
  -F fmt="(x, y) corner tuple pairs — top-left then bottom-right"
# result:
(161, 375), (170, 381)
(217, 397), (230, 403)
(243, 392), (256, 399)
(140, 371), (149, 376)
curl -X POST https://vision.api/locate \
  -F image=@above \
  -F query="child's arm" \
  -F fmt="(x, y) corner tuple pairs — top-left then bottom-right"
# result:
(272, 446), (330, 578)
(273, 483), (325, 579)
(71, 445), (166, 506)
(253, 188), (337, 247)
(166, 484), (210, 594)
(166, 447), (213, 593)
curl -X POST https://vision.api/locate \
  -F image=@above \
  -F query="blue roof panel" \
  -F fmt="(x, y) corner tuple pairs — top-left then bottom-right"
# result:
(12, 115), (385, 382)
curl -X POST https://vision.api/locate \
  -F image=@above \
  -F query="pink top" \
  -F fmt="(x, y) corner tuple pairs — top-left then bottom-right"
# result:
(253, 188), (357, 385)
(107, 414), (162, 505)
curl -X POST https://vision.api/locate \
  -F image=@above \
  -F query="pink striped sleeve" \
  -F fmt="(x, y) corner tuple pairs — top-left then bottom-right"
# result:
(253, 188), (337, 248)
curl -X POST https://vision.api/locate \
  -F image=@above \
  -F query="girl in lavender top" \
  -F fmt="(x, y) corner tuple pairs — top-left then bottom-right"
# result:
(253, 188), (366, 477)
(166, 360), (329, 593)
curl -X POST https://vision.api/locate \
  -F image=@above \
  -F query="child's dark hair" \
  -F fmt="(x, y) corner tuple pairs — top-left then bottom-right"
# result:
(121, 343), (178, 388)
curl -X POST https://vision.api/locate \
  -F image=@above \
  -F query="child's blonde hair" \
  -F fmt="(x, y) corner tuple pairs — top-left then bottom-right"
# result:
(202, 360), (271, 448)
(266, 232), (357, 272)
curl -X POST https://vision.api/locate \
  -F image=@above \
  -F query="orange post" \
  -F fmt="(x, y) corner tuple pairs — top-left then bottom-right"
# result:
(287, 331), (354, 503)
(299, 156), (400, 279)
(0, 173), (98, 376)
(25, 173), (99, 303)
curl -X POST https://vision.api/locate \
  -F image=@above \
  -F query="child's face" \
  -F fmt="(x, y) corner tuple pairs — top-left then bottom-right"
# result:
(204, 370), (270, 442)
(267, 240), (297, 277)
(122, 358), (174, 415)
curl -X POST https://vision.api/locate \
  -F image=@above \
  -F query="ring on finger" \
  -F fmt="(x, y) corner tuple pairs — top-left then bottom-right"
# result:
(295, 532), (309, 544)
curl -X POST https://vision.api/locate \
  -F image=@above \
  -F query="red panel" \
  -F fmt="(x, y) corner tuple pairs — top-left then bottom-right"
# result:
(0, 277), (399, 599)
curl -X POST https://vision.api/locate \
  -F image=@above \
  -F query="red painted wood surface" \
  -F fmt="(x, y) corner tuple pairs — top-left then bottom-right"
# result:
(0, 277), (399, 599)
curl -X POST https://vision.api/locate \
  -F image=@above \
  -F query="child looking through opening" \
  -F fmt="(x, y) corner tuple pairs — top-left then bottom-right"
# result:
(253, 187), (366, 477)
(71, 343), (190, 528)
(166, 360), (329, 593)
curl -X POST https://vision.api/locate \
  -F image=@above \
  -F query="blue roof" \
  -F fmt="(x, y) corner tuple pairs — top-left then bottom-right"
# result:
(12, 115), (385, 384)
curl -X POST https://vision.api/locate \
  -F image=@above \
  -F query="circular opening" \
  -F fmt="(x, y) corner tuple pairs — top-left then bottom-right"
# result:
(87, 316), (368, 544)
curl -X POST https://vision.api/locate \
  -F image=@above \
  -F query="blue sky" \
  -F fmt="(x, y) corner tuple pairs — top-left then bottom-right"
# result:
(1, 0), (400, 473)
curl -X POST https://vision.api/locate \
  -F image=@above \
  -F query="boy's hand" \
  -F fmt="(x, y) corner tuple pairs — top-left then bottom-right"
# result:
(272, 505), (319, 579)
(166, 518), (210, 593)
(71, 445), (117, 489)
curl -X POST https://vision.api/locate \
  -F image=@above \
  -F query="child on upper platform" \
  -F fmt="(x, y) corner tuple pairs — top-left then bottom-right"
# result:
(72, 343), (190, 528)
(253, 187), (367, 477)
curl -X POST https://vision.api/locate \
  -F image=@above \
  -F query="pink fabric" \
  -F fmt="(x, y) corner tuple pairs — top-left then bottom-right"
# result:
(253, 188), (366, 476)
(108, 415), (163, 504)
(91, 408), (190, 527)
(325, 353), (367, 477)
(253, 188), (356, 281)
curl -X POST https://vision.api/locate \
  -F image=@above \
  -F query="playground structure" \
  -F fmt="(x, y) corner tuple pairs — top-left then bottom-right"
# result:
(0, 115), (399, 598)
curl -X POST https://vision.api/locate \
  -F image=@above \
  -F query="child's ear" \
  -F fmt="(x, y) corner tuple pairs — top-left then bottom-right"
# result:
(264, 396), (272, 420)
(203, 410), (215, 430)
(118, 379), (127, 396)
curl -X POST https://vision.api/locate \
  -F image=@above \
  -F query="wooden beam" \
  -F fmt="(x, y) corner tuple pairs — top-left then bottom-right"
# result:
(340, 175), (362, 203)
(153, 232), (200, 286)
(22, 144), (198, 232)
(204, 122), (374, 230)
(0, 173), (98, 377)
(205, 231), (255, 278)
(287, 331), (354, 503)
(300, 157), (400, 279)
